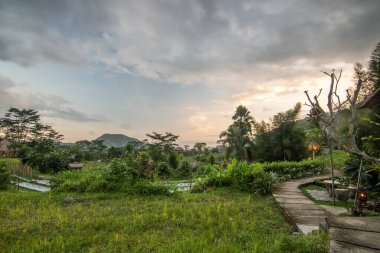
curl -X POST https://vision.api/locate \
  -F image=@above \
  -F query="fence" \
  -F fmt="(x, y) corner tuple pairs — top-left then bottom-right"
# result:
(5, 161), (33, 177)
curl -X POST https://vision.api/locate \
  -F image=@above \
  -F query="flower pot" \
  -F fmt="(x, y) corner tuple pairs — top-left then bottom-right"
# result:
(335, 188), (349, 201)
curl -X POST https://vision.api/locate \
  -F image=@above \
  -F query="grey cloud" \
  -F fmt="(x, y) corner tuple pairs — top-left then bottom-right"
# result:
(0, 0), (379, 85)
(121, 123), (131, 130)
(0, 74), (106, 122)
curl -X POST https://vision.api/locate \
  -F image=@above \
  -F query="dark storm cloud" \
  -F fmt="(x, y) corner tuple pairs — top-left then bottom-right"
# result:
(0, 0), (379, 83)
(0, 74), (106, 122)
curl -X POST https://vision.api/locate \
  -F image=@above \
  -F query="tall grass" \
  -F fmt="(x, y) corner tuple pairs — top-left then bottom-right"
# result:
(314, 150), (349, 170)
(0, 189), (328, 252)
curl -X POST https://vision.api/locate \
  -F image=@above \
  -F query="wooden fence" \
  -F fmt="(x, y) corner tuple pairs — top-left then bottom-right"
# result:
(5, 161), (33, 177)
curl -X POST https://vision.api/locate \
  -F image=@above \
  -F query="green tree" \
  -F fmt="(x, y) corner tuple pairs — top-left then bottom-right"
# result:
(73, 140), (107, 161)
(253, 103), (307, 162)
(0, 107), (63, 145)
(145, 132), (179, 162)
(368, 41), (380, 90)
(218, 105), (255, 161)
(108, 146), (124, 159)
(18, 139), (68, 173)
(194, 142), (207, 154)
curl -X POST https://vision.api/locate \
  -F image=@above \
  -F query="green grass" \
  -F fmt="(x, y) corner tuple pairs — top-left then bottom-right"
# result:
(0, 189), (328, 253)
(0, 157), (20, 163)
(314, 150), (349, 170)
(300, 185), (354, 208)
(82, 161), (108, 171)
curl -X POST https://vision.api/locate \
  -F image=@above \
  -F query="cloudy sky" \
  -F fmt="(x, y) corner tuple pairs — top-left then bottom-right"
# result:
(1, 0), (379, 146)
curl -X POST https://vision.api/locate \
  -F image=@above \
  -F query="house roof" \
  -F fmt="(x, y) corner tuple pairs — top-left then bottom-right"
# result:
(68, 162), (84, 169)
(357, 87), (380, 109)
(0, 140), (10, 149)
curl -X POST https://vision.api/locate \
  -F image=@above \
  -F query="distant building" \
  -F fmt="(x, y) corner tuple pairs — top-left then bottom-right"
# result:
(0, 140), (11, 157)
(358, 87), (380, 109)
(68, 162), (84, 170)
(174, 146), (184, 153)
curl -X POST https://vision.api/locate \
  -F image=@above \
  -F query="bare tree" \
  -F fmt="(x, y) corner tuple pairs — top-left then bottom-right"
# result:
(304, 68), (380, 166)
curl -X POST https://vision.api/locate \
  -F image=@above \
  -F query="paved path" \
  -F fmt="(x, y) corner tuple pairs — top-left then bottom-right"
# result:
(272, 175), (333, 234)
(328, 216), (380, 253)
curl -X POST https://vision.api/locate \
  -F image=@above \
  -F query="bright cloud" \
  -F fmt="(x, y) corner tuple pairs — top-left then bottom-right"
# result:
(0, 0), (379, 145)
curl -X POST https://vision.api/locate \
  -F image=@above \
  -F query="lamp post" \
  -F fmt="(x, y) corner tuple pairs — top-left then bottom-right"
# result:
(308, 141), (320, 160)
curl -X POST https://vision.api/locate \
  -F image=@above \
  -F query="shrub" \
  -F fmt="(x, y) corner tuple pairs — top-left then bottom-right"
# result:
(273, 232), (329, 253)
(207, 154), (215, 164)
(176, 160), (192, 178)
(122, 180), (172, 195)
(227, 161), (277, 194)
(193, 159), (325, 195)
(168, 152), (179, 169)
(51, 159), (171, 195)
(0, 162), (10, 190)
(157, 162), (172, 178)
(263, 160), (325, 180)
(196, 164), (222, 176)
(136, 152), (155, 180)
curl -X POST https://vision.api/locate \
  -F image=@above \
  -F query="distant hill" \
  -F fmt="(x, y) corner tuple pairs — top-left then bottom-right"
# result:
(96, 134), (140, 147)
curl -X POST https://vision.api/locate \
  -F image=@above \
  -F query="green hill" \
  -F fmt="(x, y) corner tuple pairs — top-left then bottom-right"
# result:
(96, 134), (140, 147)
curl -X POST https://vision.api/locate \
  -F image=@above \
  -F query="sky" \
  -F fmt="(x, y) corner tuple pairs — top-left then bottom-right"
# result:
(1, 0), (380, 146)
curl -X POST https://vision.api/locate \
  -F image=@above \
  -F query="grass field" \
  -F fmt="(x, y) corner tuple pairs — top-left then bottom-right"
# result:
(0, 157), (20, 163)
(314, 150), (350, 170)
(0, 189), (328, 253)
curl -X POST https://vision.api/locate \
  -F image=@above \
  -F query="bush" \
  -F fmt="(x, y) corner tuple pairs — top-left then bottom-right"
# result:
(196, 164), (222, 176)
(157, 162), (172, 179)
(51, 159), (171, 195)
(122, 180), (172, 195)
(0, 162), (10, 190)
(176, 160), (192, 178)
(207, 154), (215, 164)
(168, 152), (179, 169)
(193, 159), (325, 195)
(273, 232), (329, 253)
(263, 160), (325, 180)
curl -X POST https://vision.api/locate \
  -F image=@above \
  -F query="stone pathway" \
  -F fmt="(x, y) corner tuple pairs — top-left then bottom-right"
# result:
(272, 175), (333, 234)
(328, 216), (380, 252)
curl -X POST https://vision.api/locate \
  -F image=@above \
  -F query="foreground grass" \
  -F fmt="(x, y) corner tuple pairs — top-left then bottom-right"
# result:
(0, 189), (328, 253)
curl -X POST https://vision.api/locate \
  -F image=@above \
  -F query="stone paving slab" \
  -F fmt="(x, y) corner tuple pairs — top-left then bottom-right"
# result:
(286, 209), (327, 217)
(328, 216), (380, 252)
(320, 205), (347, 216)
(330, 227), (380, 250)
(278, 203), (323, 210)
(329, 241), (380, 253)
(272, 194), (306, 199)
(328, 216), (380, 233)
(272, 175), (331, 234)
(274, 197), (314, 204)
(292, 216), (326, 225)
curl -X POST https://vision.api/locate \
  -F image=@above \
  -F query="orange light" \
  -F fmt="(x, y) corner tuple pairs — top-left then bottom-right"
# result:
(308, 142), (320, 152)
(312, 144), (320, 151)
